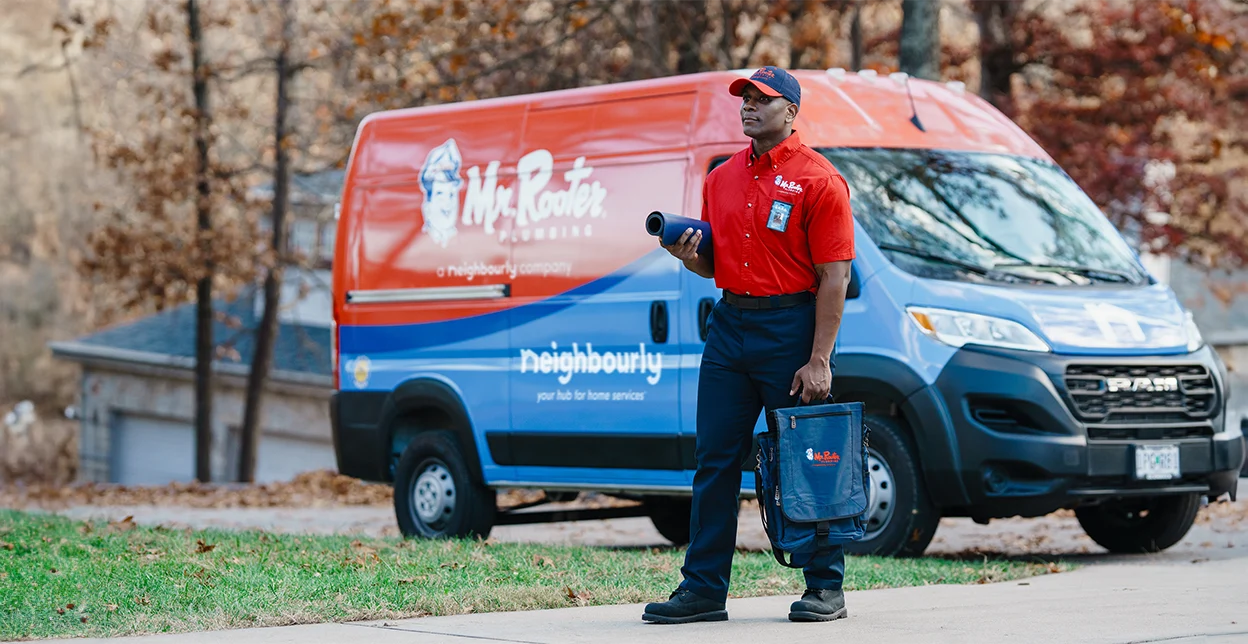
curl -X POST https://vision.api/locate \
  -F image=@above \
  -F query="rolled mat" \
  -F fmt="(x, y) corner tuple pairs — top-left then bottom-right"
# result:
(645, 211), (713, 257)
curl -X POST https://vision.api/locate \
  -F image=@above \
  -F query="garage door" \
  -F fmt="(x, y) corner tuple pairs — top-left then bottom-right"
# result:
(247, 433), (338, 484)
(109, 413), (195, 485)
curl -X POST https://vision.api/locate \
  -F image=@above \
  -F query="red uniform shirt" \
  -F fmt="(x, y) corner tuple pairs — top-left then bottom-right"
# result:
(701, 131), (855, 296)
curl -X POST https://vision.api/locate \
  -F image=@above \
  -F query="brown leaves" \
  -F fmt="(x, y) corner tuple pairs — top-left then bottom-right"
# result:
(532, 555), (554, 568)
(0, 540), (13, 550)
(194, 539), (216, 554)
(107, 516), (136, 534)
(134, 595), (151, 606)
(563, 586), (592, 606)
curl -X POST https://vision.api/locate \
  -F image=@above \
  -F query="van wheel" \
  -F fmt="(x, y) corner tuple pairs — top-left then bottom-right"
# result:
(1075, 493), (1200, 554)
(393, 431), (495, 539)
(644, 496), (692, 546)
(843, 415), (939, 558)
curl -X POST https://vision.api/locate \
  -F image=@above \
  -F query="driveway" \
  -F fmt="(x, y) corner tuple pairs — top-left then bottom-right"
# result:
(47, 477), (1248, 562)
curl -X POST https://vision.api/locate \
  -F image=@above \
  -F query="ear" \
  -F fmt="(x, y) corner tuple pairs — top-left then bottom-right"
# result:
(786, 103), (798, 124)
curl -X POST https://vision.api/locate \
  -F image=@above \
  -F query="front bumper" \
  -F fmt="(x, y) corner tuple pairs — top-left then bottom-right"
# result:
(928, 345), (1244, 520)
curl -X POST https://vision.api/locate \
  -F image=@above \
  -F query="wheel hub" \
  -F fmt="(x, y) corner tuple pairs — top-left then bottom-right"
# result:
(411, 463), (456, 525)
(864, 448), (896, 540)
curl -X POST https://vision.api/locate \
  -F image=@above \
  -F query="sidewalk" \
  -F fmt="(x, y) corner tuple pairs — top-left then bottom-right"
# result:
(52, 555), (1248, 644)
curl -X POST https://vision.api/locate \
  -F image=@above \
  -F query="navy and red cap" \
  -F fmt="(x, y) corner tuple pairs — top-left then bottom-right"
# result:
(729, 66), (802, 108)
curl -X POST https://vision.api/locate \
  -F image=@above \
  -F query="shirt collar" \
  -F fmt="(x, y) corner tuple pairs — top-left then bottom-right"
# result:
(747, 130), (802, 168)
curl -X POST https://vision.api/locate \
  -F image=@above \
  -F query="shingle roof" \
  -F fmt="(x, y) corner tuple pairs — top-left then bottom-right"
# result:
(55, 290), (330, 380)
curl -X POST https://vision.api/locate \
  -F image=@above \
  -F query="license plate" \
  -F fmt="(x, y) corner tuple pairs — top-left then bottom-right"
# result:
(1134, 444), (1180, 480)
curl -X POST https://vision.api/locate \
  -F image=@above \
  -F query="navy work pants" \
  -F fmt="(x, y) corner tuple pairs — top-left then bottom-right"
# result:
(679, 298), (845, 604)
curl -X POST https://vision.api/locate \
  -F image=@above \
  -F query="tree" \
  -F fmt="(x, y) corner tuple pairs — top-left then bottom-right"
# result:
(900, 0), (940, 80)
(187, 0), (215, 483)
(1001, 0), (1248, 266)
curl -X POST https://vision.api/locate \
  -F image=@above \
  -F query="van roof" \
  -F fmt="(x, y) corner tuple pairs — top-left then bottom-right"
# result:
(358, 69), (1050, 160)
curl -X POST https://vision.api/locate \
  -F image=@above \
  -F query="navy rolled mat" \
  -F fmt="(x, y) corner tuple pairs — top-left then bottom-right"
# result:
(645, 211), (713, 257)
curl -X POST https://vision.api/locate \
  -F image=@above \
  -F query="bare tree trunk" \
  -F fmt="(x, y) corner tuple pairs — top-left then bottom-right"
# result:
(188, 0), (214, 483)
(238, 0), (292, 483)
(850, 0), (863, 71)
(899, 0), (940, 80)
(972, 0), (1020, 111)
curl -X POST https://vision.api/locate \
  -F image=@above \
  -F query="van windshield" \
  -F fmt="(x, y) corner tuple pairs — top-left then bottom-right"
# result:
(819, 148), (1150, 286)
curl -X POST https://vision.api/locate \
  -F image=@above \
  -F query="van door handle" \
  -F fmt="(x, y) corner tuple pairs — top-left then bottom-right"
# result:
(650, 301), (668, 344)
(697, 298), (714, 342)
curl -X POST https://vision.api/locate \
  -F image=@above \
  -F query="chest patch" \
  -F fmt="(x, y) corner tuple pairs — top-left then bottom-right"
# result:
(766, 200), (793, 233)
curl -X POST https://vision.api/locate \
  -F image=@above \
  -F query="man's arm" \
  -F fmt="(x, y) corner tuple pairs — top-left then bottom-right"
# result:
(790, 260), (851, 403)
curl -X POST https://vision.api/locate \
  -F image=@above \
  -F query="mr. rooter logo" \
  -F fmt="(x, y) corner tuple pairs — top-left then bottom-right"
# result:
(417, 138), (609, 247)
(805, 448), (841, 466)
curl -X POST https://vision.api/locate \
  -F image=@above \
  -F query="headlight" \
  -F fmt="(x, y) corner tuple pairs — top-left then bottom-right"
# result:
(1184, 311), (1204, 352)
(907, 306), (1050, 352)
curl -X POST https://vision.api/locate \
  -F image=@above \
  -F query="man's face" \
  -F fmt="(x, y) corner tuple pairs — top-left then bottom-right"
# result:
(740, 84), (796, 140)
(425, 180), (459, 228)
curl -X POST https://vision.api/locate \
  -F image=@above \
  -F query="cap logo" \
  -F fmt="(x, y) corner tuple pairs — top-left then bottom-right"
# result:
(752, 68), (776, 81)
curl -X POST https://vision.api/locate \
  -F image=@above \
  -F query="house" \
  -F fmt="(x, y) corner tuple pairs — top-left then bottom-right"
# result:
(48, 170), (344, 485)
(48, 292), (335, 484)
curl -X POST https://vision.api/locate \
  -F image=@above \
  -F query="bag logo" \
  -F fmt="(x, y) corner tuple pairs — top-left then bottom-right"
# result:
(805, 448), (840, 466)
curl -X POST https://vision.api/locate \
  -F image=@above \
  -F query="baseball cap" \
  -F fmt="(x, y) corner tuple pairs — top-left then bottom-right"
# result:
(729, 66), (801, 108)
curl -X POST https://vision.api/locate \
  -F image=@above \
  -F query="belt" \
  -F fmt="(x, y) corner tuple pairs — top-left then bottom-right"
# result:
(722, 290), (814, 310)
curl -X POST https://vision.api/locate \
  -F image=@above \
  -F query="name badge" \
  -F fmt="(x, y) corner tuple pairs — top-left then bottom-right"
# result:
(766, 200), (793, 232)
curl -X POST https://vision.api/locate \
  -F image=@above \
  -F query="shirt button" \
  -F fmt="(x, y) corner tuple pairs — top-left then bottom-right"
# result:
(748, 203), (752, 208)
(754, 176), (758, 180)
(744, 262), (749, 267)
(746, 233), (750, 238)
(746, 291), (751, 295)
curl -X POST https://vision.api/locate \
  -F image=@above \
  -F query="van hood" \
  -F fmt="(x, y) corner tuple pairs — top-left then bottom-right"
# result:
(914, 281), (1193, 355)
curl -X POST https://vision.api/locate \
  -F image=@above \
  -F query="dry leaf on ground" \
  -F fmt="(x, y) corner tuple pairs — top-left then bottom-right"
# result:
(194, 539), (215, 554)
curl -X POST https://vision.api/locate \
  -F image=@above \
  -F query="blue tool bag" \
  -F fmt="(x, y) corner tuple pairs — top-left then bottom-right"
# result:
(754, 401), (869, 568)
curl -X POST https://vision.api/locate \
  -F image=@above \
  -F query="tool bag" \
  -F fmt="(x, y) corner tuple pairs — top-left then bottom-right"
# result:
(754, 401), (869, 568)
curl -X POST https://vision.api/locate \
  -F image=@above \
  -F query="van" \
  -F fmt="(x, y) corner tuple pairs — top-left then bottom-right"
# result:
(330, 69), (1244, 556)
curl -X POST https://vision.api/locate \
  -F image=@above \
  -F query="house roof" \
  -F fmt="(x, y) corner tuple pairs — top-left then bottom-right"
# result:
(49, 290), (332, 388)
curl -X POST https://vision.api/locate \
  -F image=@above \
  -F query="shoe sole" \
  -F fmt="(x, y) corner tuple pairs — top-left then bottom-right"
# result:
(788, 607), (848, 622)
(642, 610), (729, 624)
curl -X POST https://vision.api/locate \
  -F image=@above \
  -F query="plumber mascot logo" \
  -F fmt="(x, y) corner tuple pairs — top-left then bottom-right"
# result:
(418, 139), (465, 247)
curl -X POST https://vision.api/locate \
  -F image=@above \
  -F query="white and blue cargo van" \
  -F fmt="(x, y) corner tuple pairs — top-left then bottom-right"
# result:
(330, 69), (1244, 556)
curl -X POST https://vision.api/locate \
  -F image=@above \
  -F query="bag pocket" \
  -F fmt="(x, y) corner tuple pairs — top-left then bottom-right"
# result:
(775, 402), (867, 525)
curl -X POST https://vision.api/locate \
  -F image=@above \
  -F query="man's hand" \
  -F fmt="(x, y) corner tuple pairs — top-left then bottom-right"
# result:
(660, 227), (702, 262)
(790, 358), (831, 404)
(661, 227), (714, 279)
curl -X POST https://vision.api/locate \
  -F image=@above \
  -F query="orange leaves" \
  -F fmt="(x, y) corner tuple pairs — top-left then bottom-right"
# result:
(194, 539), (216, 554)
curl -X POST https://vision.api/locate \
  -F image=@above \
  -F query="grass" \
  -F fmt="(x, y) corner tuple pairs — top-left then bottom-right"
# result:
(0, 509), (1069, 640)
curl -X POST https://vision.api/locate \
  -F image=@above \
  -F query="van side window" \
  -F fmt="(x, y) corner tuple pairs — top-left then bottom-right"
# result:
(708, 157), (730, 174)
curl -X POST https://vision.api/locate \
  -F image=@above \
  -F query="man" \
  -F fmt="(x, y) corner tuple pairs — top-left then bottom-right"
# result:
(643, 67), (855, 624)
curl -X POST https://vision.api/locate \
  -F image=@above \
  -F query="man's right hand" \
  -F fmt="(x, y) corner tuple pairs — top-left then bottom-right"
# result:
(661, 227), (702, 263)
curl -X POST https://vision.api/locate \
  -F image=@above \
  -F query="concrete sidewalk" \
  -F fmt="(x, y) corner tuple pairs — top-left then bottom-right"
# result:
(53, 556), (1248, 644)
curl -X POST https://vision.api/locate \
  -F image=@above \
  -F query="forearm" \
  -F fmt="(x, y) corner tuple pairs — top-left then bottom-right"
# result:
(683, 254), (715, 279)
(810, 268), (849, 364)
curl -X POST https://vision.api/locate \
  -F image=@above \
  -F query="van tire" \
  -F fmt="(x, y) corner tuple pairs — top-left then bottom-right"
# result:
(1074, 493), (1200, 554)
(393, 431), (496, 539)
(644, 496), (692, 546)
(843, 415), (939, 558)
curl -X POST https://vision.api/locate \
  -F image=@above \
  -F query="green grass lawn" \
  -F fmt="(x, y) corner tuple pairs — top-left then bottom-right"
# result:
(0, 509), (1069, 639)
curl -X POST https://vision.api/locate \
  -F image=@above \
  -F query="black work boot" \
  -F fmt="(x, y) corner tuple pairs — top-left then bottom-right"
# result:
(642, 588), (728, 624)
(788, 588), (847, 622)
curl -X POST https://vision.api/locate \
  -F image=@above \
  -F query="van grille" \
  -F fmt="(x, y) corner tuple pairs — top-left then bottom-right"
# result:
(1064, 364), (1217, 424)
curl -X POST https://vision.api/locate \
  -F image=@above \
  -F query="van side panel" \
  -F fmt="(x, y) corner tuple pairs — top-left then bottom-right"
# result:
(501, 95), (695, 491)
(336, 104), (525, 484)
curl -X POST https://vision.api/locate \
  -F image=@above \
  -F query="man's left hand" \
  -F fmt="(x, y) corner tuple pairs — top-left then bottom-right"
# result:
(790, 359), (831, 404)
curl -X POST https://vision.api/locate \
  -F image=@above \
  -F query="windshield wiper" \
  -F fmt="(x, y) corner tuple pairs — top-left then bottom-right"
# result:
(991, 263), (1138, 283)
(876, 243), (1000, 277)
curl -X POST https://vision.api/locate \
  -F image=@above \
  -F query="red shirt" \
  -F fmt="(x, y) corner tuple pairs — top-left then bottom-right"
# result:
(701, 131), (855, 296)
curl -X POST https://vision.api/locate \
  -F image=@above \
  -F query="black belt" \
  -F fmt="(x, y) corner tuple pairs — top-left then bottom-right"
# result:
(722, 290), (814, 310)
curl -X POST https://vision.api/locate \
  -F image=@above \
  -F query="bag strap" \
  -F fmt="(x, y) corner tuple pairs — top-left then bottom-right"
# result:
(754, 445), (800, 568)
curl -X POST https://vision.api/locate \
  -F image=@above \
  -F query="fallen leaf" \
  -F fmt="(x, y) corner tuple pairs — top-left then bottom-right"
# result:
(1046, 562), (1062, 574)
(56, 608), (65, 615)
(81, 616), (89, 624)
(397, 576), (422, 584)
(78, 523), (93, 536)
(1200, 541), (1214, 548)
(134, 596), (150, 606)
(0, 572), (7, 581)
(49, 568), (59, 574)
(195, 539), (216, 554)
(440, 562), (462, 570)
(564, 585), (591, 605)
(106, 604), (118, 612)
(0, 541), (13, 550)
(66, 603), (75, 610)
(107, 516), (136, 533)
(532, 555), (554, 567)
